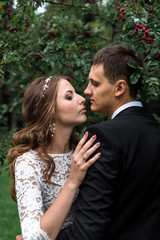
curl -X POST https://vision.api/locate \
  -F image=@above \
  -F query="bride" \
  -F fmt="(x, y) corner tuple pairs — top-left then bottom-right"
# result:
(8, 75), (101, 240)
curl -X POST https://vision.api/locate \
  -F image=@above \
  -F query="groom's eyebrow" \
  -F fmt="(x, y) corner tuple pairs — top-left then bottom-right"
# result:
(89, 76), (97, 81)
(90, 78), (99, 83)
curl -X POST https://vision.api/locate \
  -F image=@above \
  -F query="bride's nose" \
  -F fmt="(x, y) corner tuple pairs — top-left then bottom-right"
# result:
(78, 95), (86, 104)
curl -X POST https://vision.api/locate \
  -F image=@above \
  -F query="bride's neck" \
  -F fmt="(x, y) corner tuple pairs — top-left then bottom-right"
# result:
(47, 126), (73, 154)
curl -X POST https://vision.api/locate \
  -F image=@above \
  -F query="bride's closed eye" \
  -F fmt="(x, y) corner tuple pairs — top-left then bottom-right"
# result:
(66, 95), (73, 100)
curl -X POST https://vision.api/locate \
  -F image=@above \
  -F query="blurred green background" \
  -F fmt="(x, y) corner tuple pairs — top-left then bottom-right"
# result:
(0, 167), (21, 239)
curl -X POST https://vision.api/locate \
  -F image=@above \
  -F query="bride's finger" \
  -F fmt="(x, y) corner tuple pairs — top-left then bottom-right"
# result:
(74, 131), (89, 153)
(82, 142), (100, 161)
(79, 134), (98, 156)
(82, 152), (101, 170)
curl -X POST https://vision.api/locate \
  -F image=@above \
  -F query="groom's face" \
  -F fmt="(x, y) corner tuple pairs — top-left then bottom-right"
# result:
(84, 64), (117, 117)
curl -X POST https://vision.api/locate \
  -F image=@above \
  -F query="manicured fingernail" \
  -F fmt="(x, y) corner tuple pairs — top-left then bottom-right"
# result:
(96, 142), (100, 146)
(92, 135), (96, 139)
(85, 131), (88, 136)
(97, 153), (101, 157)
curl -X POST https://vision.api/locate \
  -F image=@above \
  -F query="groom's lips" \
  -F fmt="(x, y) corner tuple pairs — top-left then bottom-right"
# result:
(90, 99), (94, 104)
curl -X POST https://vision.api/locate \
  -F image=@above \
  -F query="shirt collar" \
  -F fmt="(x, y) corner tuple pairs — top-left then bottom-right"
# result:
(111, 101), (143, 119)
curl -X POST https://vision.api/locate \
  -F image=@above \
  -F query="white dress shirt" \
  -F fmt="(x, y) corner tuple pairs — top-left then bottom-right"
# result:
(111, 101), (143, 119)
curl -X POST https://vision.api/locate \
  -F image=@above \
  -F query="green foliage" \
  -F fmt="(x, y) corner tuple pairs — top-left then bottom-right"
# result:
(0, 168), (21, 239)
(114, 0), (160, 103)
(0, 0), (160, 166)
(0, 130), (15, 167)
(128, 62), (143, 84)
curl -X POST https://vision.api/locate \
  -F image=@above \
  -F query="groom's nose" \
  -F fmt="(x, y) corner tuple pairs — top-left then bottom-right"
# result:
(84, 84), (92, 96)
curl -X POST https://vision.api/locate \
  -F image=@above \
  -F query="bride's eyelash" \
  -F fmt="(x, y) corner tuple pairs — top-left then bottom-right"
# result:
(66, 96), (73, 100)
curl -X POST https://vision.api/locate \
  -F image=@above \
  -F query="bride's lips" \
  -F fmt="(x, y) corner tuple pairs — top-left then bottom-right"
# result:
(80, 107), (86, 113)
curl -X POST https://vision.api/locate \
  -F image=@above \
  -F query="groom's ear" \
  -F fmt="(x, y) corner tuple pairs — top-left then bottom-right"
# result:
(115, 80), (127, 97)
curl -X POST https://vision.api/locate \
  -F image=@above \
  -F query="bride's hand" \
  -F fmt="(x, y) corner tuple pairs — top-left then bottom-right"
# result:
(68, 131), (101, 187)
(16, 235), (23, 240)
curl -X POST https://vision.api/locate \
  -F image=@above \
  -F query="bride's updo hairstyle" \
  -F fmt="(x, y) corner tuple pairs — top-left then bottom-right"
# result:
(8, 75), (79, 201)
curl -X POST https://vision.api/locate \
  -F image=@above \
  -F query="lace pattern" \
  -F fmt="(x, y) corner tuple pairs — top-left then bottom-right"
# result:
(15, 149), (77, 240)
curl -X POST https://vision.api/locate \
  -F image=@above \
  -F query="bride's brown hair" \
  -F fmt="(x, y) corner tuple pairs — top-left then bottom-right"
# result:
(7, 75), (79, 202)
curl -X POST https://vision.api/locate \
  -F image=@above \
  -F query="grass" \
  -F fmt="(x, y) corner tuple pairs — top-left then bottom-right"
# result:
(0, 165), (21, 240)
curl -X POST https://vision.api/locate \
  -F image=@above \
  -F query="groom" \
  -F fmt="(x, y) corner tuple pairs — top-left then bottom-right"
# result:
(56, 44), (160, 239)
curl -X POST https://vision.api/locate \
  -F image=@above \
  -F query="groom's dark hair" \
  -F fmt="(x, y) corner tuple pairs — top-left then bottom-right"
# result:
(91, 44), (143, 98)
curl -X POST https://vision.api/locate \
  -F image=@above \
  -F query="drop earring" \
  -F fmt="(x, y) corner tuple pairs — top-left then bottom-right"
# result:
(50, 122), (55, 137)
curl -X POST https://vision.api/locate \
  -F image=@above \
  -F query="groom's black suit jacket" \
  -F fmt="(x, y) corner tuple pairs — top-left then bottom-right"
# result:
(56, 107), (160, 240)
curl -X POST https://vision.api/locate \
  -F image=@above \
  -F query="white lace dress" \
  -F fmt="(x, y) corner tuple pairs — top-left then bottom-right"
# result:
(15, 149), (77, 240)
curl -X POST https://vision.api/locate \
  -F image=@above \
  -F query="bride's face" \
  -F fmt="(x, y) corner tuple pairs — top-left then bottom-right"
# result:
(55, 79), (87, 128)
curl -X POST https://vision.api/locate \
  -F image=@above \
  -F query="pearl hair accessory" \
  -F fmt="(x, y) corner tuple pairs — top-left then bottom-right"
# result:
(42, 76), (52, 97)
(50, 122), (55, 137)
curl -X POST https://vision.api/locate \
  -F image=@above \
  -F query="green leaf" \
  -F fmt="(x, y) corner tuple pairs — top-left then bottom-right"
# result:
(128, 62), (143, 71)
(130, 72), (141, 84)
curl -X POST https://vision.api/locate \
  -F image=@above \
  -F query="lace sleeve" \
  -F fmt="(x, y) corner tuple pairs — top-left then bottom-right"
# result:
(15, 155), (51, 240)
